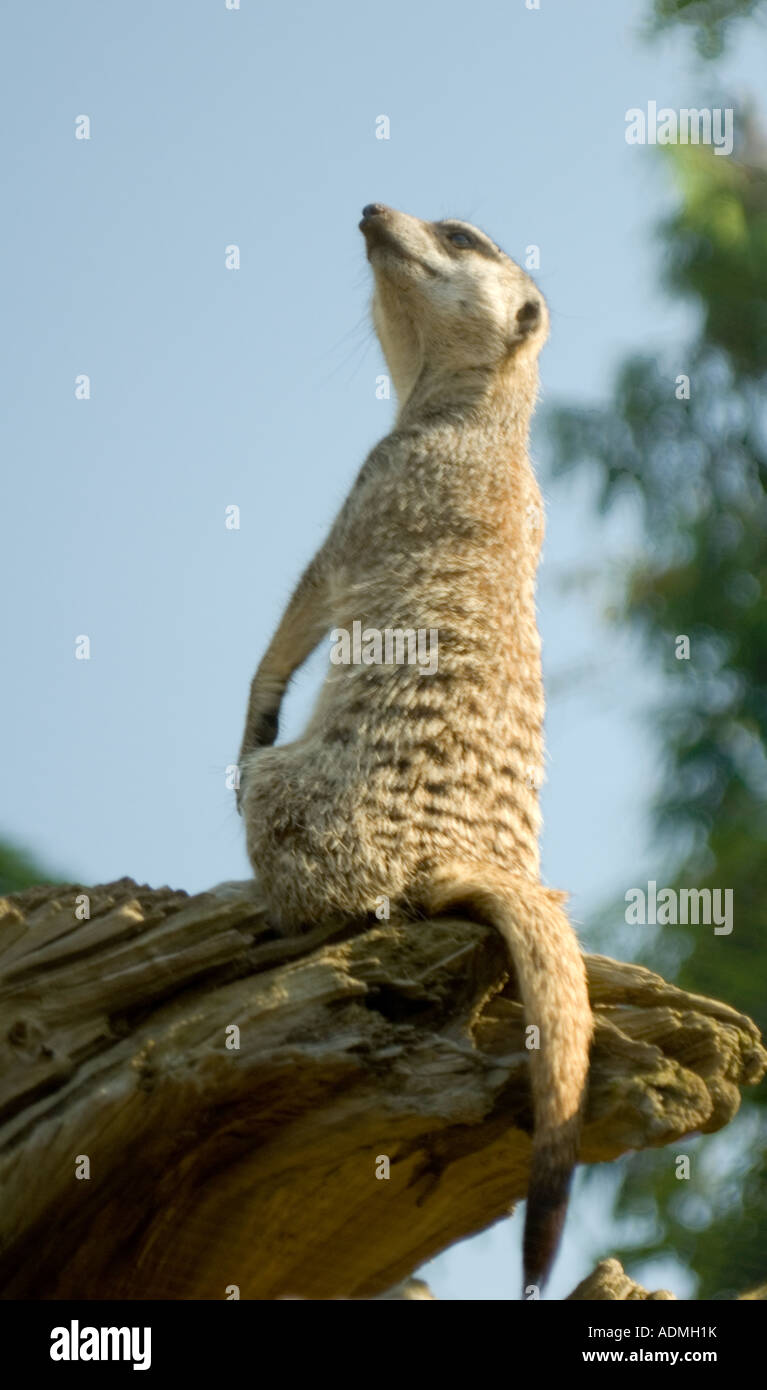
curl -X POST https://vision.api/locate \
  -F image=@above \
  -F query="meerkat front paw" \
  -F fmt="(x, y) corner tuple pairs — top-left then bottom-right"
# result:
(242, 706), (280, 755)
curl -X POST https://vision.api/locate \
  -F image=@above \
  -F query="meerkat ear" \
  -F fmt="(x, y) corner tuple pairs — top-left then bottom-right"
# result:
(514, 298), (542, 336)
(507, 296), (544, 355)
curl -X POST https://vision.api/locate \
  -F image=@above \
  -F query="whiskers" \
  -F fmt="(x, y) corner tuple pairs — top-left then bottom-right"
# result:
(316, 303), (378, 391)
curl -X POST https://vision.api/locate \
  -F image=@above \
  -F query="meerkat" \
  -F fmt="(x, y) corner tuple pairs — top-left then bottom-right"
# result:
(237, 203), (593, 1294)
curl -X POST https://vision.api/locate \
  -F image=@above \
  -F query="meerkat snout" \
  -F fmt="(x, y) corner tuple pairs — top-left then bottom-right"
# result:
(360, 202), (389, 223)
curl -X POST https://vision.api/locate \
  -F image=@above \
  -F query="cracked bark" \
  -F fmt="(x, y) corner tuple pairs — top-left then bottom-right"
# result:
(0, 878), (764, 1301)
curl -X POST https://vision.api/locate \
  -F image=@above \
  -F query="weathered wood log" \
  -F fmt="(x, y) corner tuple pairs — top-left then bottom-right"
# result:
(567, 1259), (675, 1300)
(0, 878), (764, 1300)
(566, 1260), (767, 1301)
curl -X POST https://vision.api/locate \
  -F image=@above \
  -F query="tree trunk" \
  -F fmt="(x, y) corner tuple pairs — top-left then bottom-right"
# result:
(1, 878), (764, 1300)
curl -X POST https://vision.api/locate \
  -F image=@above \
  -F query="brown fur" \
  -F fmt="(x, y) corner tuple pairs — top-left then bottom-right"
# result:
(238, 205), (593, 1293)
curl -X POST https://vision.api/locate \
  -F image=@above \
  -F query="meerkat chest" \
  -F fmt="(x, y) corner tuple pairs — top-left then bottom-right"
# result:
(337, 429), (543, 575)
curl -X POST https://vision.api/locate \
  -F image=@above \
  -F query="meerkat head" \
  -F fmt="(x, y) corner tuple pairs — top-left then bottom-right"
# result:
(359, 203), (549, 407)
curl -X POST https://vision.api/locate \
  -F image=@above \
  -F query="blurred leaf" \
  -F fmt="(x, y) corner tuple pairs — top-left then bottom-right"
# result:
(648, 0), (766, 56)
(0, 840), (57, 895)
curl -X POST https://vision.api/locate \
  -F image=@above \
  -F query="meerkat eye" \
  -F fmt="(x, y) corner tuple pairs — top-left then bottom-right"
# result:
(448, 231), (474, 248)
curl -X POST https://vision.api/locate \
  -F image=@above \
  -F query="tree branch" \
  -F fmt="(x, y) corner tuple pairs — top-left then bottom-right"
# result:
(1, 878), (763, 1300)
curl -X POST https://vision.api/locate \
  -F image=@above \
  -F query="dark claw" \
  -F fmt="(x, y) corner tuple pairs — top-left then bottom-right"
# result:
(255, 708), (280, 747)
(236, 707), (280, 815)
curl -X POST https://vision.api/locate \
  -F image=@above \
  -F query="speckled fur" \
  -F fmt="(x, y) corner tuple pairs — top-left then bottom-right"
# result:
(238, 206), (592, 1292)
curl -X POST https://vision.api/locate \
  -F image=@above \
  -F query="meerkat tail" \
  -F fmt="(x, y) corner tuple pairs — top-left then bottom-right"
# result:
(422, 864), (593, 1294)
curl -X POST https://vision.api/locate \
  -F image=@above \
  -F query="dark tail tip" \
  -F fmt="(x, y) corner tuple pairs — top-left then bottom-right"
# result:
(521, 1146), (577, 1298)
(522, 1194), (569, 1297)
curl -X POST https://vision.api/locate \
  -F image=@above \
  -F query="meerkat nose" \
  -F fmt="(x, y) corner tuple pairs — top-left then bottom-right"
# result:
(361, 203), (388, 219)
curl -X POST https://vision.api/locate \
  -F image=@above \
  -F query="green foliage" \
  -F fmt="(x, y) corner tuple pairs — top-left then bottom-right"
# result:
(545, 136), (767, 1294)
(663, 144), (767, 374)
(0, 840), (56, 895)
(648, 0), (766, 57)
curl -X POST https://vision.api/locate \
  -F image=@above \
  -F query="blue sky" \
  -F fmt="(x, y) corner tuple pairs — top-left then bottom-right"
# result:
(2, 0), (764, 1299)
